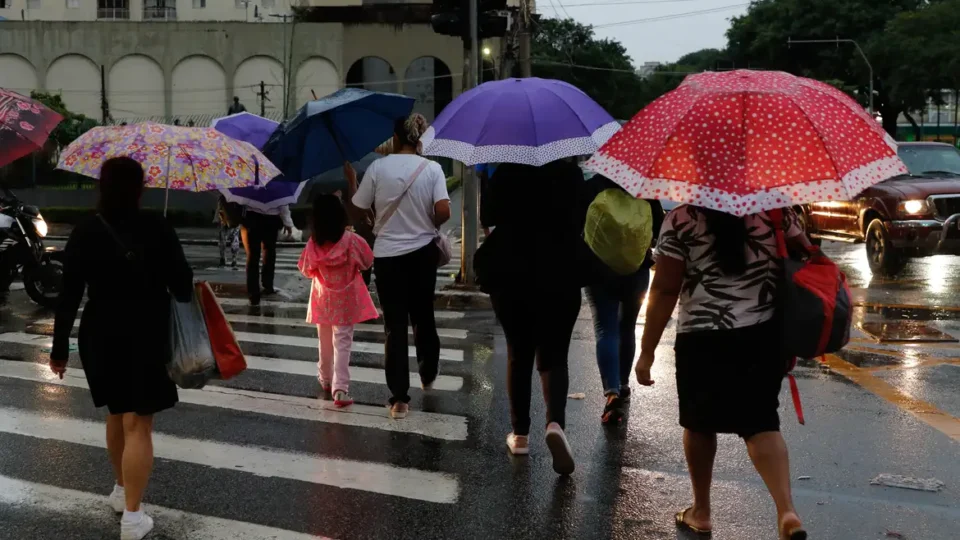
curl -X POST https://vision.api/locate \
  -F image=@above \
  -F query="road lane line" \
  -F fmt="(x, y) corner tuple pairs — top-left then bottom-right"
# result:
(6, 329), (463, 362)
(0, 474), (333, 539)
(203, 267), (457, 283)
(36, 314), (470, 340)
(0, 405), (460, 503)
(822, 354), (960, 443)
(243, 355), (464, 391)
(214, 298), (468, 319)
(0, 360), (468, 441)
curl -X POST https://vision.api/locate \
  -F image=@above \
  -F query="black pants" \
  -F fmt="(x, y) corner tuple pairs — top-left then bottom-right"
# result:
(491, 285), (581, 436)
(241, 212), (281, 302)
(374, 243), (440, 404)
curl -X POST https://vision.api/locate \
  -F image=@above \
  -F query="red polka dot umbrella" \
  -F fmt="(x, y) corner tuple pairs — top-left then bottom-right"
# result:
(585, 70), (908, 216)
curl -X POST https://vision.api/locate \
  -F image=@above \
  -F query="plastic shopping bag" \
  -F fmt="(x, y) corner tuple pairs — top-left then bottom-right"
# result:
(195, 281), (247, 380)
(168, 286), (218, 389)
(279, 226), (303, 242)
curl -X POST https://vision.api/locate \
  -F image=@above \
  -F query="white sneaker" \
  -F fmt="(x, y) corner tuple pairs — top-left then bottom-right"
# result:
(421, 365), (440, 391)
(506, 433), (529, 455)
(390, 402), (409, 419)
(107, 484), (125, 514)
(120, 511), (154, 540)
(545, 422), (575, 475)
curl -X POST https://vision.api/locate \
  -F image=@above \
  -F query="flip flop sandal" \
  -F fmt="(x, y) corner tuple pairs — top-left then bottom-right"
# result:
(780, 521), (807, 540)
(601, 397), (625, 425)
(675, 507), (712, 537)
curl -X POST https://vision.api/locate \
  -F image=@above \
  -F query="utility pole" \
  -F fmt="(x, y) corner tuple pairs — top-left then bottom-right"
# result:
(257, 81), (269, 117)
(518, 0), (531, 77)
(787, 37), (874, 114)
(270, 13), (294, 116)
(100, 64), (109, 125)
(460, 0), (480, 285)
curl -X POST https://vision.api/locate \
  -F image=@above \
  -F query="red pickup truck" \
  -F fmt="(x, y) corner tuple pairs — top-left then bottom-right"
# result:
(801, 142), (960, 276)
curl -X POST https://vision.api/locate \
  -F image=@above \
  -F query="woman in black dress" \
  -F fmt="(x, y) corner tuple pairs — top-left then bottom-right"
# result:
(49, 157), (193, 540)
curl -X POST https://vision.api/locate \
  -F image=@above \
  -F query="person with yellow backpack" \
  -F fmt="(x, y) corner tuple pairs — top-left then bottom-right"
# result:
(582, 174), (662, 425)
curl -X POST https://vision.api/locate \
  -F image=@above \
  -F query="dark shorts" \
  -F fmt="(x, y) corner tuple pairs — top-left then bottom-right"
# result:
(675, 319), (785, 439)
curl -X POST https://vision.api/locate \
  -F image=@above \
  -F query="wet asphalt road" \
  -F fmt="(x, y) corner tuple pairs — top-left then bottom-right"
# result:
(0, 240), (958, 540)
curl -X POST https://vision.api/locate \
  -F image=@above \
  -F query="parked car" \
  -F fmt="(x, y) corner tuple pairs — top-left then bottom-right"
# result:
(801, 142), (960, 276)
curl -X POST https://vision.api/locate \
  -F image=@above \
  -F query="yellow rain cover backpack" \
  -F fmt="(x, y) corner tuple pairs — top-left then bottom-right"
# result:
(584, 189), (653, 275)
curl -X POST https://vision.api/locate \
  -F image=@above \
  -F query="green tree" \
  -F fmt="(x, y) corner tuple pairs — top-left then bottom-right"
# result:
(530, 18), (646, 120)
(29, 91), (99, 154)
(725, 0), (930, 137)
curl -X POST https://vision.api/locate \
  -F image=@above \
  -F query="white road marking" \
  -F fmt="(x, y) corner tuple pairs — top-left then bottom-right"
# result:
(0, 359), (468, 441)
(0, 405), (460, 503)
(9, 282), (24, 291)
(232, 331), (464, 362)
(244, 355), (464, 391)
(215, 298), (467, 319)
(0, 474), (333, 539)
(35, 314), (470, 340)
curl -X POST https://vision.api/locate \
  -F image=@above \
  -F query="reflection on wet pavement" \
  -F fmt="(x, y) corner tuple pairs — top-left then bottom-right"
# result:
(859, 320), (959, 343)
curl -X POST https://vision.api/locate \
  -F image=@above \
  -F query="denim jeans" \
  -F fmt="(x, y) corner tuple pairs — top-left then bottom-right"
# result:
(586, 270), (651, 395)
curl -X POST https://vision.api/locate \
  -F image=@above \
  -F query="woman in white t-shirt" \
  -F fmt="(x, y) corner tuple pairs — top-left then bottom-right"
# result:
(351, 114), (451, 419)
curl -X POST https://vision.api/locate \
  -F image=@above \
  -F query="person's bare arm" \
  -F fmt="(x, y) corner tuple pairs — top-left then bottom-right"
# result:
(636, 255), (685, 386)
(343, 161), (373, 225)
(434, 199), (451, 227)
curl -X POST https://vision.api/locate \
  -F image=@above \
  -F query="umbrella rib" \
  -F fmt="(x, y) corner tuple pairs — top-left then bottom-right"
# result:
(784, 94), (842, 185)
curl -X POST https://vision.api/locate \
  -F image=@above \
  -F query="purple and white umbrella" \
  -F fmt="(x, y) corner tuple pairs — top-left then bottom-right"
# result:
(420, 77), (620, 166)
(212, 112), (306, 212)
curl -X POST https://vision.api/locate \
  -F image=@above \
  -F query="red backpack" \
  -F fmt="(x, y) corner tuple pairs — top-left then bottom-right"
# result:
(769, 209), (853, 424)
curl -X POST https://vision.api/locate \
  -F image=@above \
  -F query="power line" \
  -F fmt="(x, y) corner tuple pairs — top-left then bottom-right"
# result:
(548, 0), (730, 7)
(592, 3), (749, 28)
(533, 58), (700, 75)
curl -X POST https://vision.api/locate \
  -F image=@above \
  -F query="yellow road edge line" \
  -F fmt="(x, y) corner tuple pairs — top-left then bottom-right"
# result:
(821, 354), (960, 443)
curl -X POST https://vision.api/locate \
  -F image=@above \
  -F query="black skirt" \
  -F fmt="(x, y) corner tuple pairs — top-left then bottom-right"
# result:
(674, 319), (785, 439)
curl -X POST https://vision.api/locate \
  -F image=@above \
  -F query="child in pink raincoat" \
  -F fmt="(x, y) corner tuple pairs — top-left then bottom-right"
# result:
(298, 194), (378, 407)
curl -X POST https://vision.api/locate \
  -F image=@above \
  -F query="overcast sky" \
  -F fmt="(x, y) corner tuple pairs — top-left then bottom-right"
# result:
(537, 0), (750, 65)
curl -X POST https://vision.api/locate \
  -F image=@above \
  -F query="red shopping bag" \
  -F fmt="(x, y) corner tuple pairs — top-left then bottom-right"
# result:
(195, 281), (247, 380)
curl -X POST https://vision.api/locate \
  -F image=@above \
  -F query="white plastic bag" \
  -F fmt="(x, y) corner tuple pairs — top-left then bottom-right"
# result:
(168, 288), (217, 389)
(278, 225), (303, 242)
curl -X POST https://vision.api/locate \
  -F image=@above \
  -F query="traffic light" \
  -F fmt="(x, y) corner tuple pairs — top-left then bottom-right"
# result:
(431, 0), (509, 42)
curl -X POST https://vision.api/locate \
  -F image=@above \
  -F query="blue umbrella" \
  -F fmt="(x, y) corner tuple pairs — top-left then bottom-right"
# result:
(212, 112), (306, 212)
(265, 88), (415, 182)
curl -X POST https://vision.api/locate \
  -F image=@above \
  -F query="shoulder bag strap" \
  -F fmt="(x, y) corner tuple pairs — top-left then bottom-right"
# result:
(372, 159), (430, 236)
(96, 213), (138, 262)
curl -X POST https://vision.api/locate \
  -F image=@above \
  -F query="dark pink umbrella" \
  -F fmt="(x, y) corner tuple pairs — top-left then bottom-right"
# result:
(0, 89), (63, 168)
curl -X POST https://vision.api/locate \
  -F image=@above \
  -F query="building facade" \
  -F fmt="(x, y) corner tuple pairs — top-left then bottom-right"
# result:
(0, 2), (474, 124)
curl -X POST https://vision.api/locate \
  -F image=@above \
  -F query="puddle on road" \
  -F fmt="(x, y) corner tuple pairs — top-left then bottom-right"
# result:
(857, 304), (960, 322)
(859, 321), (959, 343)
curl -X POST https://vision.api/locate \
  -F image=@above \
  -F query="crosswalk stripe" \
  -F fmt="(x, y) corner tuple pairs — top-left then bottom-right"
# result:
(233, 331), (464, 362)
(205, 267), (457, 283)
(212, 313), (469, 340)
(0, 474), (332, 539)
(244, 355), (464, 391)
(0, 359), (468, 441)
(0, 405), (460, 503)
(215, 298), (467, 319)
(271, 261), (460, 277)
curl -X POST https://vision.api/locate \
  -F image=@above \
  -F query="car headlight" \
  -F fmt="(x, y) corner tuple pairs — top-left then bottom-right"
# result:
(32, 216), (48, 238)
(899, 199), (930, 216)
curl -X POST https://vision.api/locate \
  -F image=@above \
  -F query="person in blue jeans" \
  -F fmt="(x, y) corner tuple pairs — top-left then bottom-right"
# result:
(584, 175), (662, 425)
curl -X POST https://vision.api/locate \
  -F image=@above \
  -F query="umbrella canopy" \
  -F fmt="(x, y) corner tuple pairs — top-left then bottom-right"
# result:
(265, 88), (415, 182)
(0, 89), (64, 168)
(586, 70), (908, 216)
(211, 112), (279, 150)
(58, 122), (281, 192)
(420, 77), (619, 166)
(212, 112), (303, 212)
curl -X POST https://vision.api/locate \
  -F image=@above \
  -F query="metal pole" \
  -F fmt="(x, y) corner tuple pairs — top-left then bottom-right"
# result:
(460, 0), (480, 285)
(100, 64), (109, 124)
(787, 37), (874, 114)
(518, 0), (532, 77)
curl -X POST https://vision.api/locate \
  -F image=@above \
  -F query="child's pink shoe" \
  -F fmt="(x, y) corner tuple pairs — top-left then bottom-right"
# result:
(333, 390), (354, 408)
(319, 379), (332, 394)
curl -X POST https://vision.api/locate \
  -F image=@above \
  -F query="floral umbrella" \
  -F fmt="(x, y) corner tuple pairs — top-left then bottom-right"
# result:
(57, 122), (281, 212)
(0, 89), (64, 168)
(586, 70), (907, 216)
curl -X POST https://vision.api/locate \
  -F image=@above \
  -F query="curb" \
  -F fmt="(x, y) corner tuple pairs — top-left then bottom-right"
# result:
(434, 286), (491, 310)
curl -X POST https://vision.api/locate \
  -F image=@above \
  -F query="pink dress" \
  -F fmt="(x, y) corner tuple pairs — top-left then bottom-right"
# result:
(298, 231), (378, 326)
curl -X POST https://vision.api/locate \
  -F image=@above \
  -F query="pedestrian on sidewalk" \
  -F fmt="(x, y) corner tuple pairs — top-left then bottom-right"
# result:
(350, 113), (451, 420)
(583, 174), (662, 425)
(241, 204), (293, 306)
(214, 194), (240, 268)
(49, 157), (193, 540)
(474, 159), (589, 475)
(298, 194), (377, 408)
(637, 206), (809, 539)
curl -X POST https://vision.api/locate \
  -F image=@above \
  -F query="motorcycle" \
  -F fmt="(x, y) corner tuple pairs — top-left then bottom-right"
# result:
(0, 188), (63, 308)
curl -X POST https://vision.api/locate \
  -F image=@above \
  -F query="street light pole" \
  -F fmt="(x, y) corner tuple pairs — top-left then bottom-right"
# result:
(460, 0), (480, 285)
(271, 13), (294, 116)
(787, 37), (874, 115)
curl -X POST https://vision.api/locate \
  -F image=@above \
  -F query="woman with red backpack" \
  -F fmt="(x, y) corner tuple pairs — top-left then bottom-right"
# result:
(637, 206), (811, 540)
